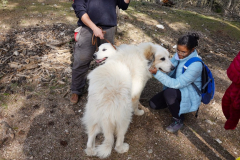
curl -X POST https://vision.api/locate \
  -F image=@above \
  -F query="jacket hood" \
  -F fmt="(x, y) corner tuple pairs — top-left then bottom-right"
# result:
(227, 51), (240, 84)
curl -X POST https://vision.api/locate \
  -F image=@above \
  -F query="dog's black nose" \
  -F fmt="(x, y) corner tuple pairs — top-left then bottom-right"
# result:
(93, 54), (97, 59)
(171, 65), (175, 71)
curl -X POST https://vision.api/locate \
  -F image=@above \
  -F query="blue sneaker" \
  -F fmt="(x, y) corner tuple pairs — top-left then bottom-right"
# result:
(166, 117), (183, 133)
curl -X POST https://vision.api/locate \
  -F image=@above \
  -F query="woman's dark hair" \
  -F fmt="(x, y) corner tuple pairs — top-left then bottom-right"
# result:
(177, 33), (200, 50)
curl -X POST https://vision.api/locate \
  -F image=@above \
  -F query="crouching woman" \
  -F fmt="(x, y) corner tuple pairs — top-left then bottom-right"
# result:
(149, 33), (202, 133)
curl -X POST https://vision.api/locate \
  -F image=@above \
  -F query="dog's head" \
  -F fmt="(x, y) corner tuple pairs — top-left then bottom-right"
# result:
(140, 42), (175, 73)
(93, 43), (117, 64)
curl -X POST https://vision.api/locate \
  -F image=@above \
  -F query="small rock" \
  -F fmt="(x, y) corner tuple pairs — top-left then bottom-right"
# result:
(65, 130), (69, 134)
(173, 45), (177, 49)
(156, 24), (164, 29)
(215, 138), (222, 144)
(205, 119), (213, 125)
(60, 140), (68, 147)
(148, 149), (153, 154)
(13, 51), (19, 56)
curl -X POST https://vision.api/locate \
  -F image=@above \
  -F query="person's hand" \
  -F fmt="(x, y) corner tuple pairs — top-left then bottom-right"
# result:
(93, 27), (104, 39)
(81, 13), (104, 39)
(149, 67), (158, 74)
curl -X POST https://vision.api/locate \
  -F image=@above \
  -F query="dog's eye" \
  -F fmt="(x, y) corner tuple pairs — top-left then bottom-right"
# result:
(160, 57), (165, 61)
(102, 48), (107, 51)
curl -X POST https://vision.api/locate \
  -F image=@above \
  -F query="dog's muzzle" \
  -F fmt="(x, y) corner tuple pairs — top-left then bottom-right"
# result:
(171, 65), (175, 71)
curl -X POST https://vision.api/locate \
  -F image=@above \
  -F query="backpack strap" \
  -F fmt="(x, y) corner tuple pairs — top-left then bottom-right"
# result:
(182, 57), (203, 73)
(191, 83), (201, 96)
(182, 57), (203, 118)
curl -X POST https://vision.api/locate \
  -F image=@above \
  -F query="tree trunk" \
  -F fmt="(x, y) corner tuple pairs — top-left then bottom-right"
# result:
(209, 0), (213, 9)
(196, 0), (203, 7)
(224, 0), (234, 16)
(229, 0), (235, 15)
(204, 0), (213, 10)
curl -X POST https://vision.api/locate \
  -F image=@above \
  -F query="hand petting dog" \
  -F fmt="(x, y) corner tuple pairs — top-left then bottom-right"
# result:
(149, 67), (158, 74)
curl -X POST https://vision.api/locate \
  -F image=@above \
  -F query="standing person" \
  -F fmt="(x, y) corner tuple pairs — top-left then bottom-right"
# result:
(70, 0), (130, 104)
(222, 51), (240, 130)
(149, 33), (202, 133)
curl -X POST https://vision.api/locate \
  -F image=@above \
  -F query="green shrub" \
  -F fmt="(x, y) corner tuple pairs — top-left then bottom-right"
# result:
(1, 0), (8, 7)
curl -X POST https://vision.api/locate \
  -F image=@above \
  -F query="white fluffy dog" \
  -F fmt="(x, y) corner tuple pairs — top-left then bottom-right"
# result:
(82, 42), (174, 158)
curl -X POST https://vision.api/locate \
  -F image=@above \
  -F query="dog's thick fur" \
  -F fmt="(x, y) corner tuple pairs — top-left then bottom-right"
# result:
(82, 42), (174, 158)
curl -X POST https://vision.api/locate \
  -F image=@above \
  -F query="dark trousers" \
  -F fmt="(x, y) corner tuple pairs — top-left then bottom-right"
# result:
(71, 26), (116, 95)
(149, 88), (184, 120)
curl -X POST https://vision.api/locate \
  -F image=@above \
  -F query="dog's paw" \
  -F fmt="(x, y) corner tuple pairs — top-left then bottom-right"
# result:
(115, 143), (129, 153)
(85, 147), (97, 156)
(96, 144), (112, 158)
(134, 109), (144, 116)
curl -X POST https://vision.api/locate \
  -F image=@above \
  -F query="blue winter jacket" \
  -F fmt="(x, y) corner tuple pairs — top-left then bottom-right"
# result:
(153, 50), (202, 116)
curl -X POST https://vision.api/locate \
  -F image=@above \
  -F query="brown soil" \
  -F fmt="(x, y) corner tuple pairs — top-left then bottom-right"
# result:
(0, 1), (240, 160)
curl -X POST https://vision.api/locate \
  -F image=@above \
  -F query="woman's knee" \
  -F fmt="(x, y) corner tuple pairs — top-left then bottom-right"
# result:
(163, 88), (178, 105)
(149, 101), (158, 110)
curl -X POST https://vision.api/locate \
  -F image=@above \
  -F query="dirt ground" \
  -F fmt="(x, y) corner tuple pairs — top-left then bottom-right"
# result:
(0, 1), (240, 160)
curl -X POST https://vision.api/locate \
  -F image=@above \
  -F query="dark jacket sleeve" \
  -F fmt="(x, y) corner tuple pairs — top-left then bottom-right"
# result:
(72, 0), (88, 19)
(117, 0), (130, 10)
(227, 51), (240, 84)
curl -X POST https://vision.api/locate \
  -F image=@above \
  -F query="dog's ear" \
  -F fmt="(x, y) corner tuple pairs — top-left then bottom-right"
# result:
(144, 45), (155, 61)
